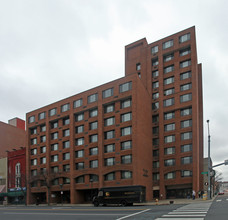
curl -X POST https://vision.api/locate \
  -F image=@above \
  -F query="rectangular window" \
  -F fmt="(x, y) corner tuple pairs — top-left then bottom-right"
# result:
(31, 169), (37, 176)
(121, 126), (132, 136)
(164, 147), (175, 155)
(181, 156), (192, 164)
(153, 173), (160, 181)
(89, 108), (98, 117)
(104, 130), (115, 139)
(104, 117), (115, 126)
(40, 125), (46, 132)
(76, 162), (84, 170)
(179, 33), (190, 43)
(40, 135), (46, 143)
(121, 155), (132, 164)
(165, 172), (176, 179)
(104, 157), (115, 166)
(164, 159), (175, 166)
(153, 161), (159, 168)
(76, 137), (84, 146)
(63, 140), (70, 149)
(30, 127), (37, 135)
(51, 121), (58, 129)
(87, 93), (98, 103)
(163, 98), (174, 107)
(181, 144), (192, 152)
(153, 138), (159, 146)
(181, 107), (192, 116)
(164, 76), (174, 85)
(104, 103), (115, 113)
(181, 170), (192, 177)
(181, 119), (192, 128)
(152, 81), (159, 89)
(136, 63), (141, 71)
(152, 115), (159, 123)
(164, 123), (175, 131)
(63, 129), (70, 137)
(90, 160), (98, 168)
(180, 47), (191, 56)
(61, 103), (70, 112)
(152, 70), (159, 78)
(63, 117), (70, 125)
(180, 60), (191, 68)
(164, 88), (174, 96)
(180, 71), (191, 80)
(31, 159), (37, 166)
(51, 155), (58, 162)
(38, 112), (46, 120)
(76, 125), (84, 133)
(51, 143), (58, 151)
(181, 132), (192, 140)
(119, 82), (132, 93)
(75, 113), (84, 122)
(76, 150), (84, 158)
(104, 172), (115, 181)
(41, 146), (46, 153)
(164, 111), (175, 120)
(163, 40), (173, 49)
(164, 135), (175, 143)
(164, 65), (174, 74)
(76, 176), (84, 183)
(104, 144), (115, 153)
(152, 102), (159, 110)
(151, 45), (158, 54)
(153, 150), (159, 157)
(74, 99), (83, 108)
(102, 88), (113, 98)
(51, 132), (58, 140)
(121, 98), (132, 108)
(49, 108), (57, 116)
(181, 83), (192, 91)
(31, 148), (37, 155)
(28, 116), (35, 123)
(180, 93), (192, 103)
(152, 58), (158, 66)
(31, 138), (37, 145)
(153, 126), (159, 134)
(121, 112), (132, 122)
(89, 134), (98, 143)
(89, 147), (98, 155)
(121, 140), (132, 150)
(40, 157), (46, 164)
(63, 164), (70, 172)
(121, 171), (132, 179)
(164, 53), (174, 62)
(89, 121), (98, 130)
(153, 92), (159, 99)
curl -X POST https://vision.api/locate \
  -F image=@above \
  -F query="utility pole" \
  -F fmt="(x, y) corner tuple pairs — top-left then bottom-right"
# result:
(207, 120), (211, 200)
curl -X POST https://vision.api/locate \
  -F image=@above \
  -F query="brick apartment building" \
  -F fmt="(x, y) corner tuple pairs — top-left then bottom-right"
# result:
(26, 26), (203, 204)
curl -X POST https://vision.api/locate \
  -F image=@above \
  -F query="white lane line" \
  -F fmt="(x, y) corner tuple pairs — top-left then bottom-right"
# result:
(168, 211), (207, 214)
(156, 218), (204, 220)
(162, 214), (206, 217)
(116, 208), (151, 220)
(216, 199), (222, 202)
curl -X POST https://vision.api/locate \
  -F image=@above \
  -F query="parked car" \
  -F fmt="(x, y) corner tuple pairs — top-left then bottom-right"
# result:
(218, 192), (224, 195)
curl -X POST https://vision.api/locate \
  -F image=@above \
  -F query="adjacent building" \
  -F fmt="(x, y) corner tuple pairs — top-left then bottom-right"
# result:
(26, 26), (203, 204)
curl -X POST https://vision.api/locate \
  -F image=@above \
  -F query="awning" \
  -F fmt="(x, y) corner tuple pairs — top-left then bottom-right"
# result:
(7, 191), (26, 197)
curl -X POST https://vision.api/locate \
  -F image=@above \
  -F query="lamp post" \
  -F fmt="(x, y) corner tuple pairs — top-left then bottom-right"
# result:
(207, 120), (211, 200)
(59, 184), (63, 206)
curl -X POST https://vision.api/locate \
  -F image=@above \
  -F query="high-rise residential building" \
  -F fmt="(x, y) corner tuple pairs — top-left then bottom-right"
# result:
(26, 26), (203, 204)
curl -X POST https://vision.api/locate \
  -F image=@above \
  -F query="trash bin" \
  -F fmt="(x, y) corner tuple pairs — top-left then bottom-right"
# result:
(203, 193), (207, 200)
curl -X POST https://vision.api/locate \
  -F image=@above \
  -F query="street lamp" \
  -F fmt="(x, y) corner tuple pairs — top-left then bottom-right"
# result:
(207, 120), (211, 200)
(59, 184), (63, 205)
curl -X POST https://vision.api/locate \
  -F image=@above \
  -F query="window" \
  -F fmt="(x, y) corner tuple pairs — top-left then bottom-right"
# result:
(136, 63), (141, 71)
(104, 172), (115, 181)
(63, 178), (70, 184)
(89, 147), (98, 155)
(119, 82), (132, 93)
(63, 152), (70, 160)
(152, 70), (159, 78)
(153, 92), (159, 99)
(153, 126), (159, 134)
(153, 173), (160, 181)
(90, 121), (98, 130)
(90, 160), (98, 168)
(181, 144), (192, 152)
(40, 167), (46, 174)
(181, 132), (192, 140)
(104, 130), (115, 139)
(164, 53), (174, 62)
(152, 81), (159, 89)
(152, 115), (159, 123)
(121, 112), (132, 122)
(51, 155), (58, 162)
(89, 134), (98, 143)
(40, 157), (46, 164)
(76, 176), (84, 183)
(164, 98), (174, 107)
(76, 137), (84, 146)
(152, 58), (158, 66)
(104, 103), (115, 113)
(164, 135), (175, 143)
(104, 144), (115, 153)
(164, 65), (174, 74)
(74, 99), (83, 108)
(121, 98), (132, 108)
(180, 71), (191, 80)
(181, 156), (192, 164)
(164, 111), (175, 120)
(76, 162), (84, 170)
(63, 117), (70, 125)
(153, 161), (159, 168)
(40, 125), (46, 132)
(51, 121), (58, 129)
(38, 112), (46, 120)
(121, 141), (132, 150)
(90, 174), (99, 182)
(76, 150), (84, 158)
(181, 170), (192, 177)
(165, 88), (174, 97)
(40, 135), (46, 143)
(121, 171), (132, 179)
(63, 164), (70, 172)
(51, 132), (58, 140)
(63, 140), (70, 149)
(31, 159), (37, 166)
(52, 178), (59, 185)
(121, 155), (132, 164)
(153, 138), (159, 146)
(153, 149), (159, 157)
(105, 157), (115, 166)
(181, 119), (192, 128)
(164, 76), (174, 85)
(121, 126), (132, 136)
(41, 146), (46, 153)
(49, 108), (57, 116)
(63, 129), (70, 137)
(165, 172), (176, 179)
(88, 93), (98, 103)
(75, 113), (84, 122)
(164, 159), (175, 166)
(104, 117), (115, 126)
(31, 169), (37, 177)
(30, 127), (37, 135)
(28, 116), (35, 123)
(76, 125), (84, 133)
(31, 148), (37, 155)
(180, 93), (192, 103)
(179, 33), (190, 43)
(151, 45), (158, 54)
(164, 147), (175, 155)
(181, 107), (192, 116)
(51, 143), (58, 151)
(181, 83), (192, 91)
(102, 88), (113, 98)
(163, 40), (173, 49)
(164, 123), (175, 131)
(31, 138), (37, 145)
(180, 60), (191, 68)
(61, 103), (70, 112)
(152, 102), (159, 110)
(180, 47), (191, 56)
(89, 108), (98, 117)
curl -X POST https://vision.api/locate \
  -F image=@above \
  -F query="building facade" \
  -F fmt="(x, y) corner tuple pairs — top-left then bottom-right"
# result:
(26, 26), (203, 204)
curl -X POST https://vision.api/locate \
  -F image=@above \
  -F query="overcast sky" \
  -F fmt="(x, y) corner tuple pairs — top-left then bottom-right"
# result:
(1, 0), (228, 181)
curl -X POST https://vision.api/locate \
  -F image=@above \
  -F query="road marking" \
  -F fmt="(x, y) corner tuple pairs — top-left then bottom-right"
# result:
(169, 211), (207, 214)
(156, 218), (204, 220)
(162, 214), (206, 217)
(216, 199), (222, 202)
(116, 208), (151, 220)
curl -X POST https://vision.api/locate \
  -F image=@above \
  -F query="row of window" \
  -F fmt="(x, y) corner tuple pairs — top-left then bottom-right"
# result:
(28, 83), (132, 123)
(152, 70), (191, 81)
(153, 169), (192, 181)
(153, 156), (192, 168)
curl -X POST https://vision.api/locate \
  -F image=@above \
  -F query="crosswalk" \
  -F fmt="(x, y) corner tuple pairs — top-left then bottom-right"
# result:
(155, 202), (212, 220)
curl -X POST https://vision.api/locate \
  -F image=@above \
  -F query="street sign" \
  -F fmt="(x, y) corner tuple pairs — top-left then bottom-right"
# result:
(201, 171), (208, 174)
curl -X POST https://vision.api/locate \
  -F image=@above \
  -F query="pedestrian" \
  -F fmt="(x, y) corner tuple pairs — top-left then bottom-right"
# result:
(198, 191), (201, 198)
(192, 190), (196, 200)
